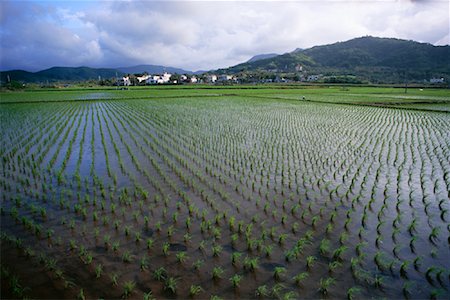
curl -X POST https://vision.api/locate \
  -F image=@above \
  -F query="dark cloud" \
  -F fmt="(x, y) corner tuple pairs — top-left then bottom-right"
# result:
(1, 0), (448, 71)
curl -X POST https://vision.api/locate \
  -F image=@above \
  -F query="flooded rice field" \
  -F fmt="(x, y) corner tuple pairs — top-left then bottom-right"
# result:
(1, 96), (449, 299)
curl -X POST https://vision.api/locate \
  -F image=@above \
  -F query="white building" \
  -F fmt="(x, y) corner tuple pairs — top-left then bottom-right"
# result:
(190, 76), (198, 83)
(136, 74), (150, 83)
(119, 76), (131, 86)
(218, 75), (234, 82)
(145, 73), (172, 84)
(205, 75), (217, 83)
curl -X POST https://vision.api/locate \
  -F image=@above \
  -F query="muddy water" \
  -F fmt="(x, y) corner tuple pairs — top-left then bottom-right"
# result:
(1, 98), (449, 299)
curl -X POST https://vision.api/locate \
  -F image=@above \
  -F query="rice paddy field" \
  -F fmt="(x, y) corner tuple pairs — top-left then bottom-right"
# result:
(1, 86), (449, 299)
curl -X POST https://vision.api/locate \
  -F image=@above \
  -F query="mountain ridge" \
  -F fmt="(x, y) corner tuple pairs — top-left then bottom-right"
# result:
(219, 36), (450, 83)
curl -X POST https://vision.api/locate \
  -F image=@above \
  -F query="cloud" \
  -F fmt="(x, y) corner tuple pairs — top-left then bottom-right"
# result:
(1, 0), (448, 71)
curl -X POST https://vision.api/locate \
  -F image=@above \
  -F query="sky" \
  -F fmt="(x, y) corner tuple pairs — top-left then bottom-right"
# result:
(1, 0), (449, 72)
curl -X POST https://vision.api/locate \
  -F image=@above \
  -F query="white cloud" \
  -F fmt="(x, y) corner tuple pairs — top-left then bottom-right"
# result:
(1, 0), (448, 71)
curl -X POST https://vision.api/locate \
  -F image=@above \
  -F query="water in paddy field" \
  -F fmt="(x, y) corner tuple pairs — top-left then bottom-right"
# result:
(1, 97), (449, 299)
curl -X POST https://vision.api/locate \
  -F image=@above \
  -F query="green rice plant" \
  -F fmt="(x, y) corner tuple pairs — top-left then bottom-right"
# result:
(263, 245), (274, 257)
(167, 225), (175, 238)
(293, 272), (309, 286)
(124, 225), (131, 236)
(77, 288), (85, 300)
(278, 233), (288, 245)
(192, 259), (204, 271)
(311, 215), (320, 228)
(355, 242), (367, 256)
(402, 281), (413, 298)
(292, 222), (299, 233)
(271, 283), (285, 299)
(347, 286), (361, 300)
(122, 280), (136, 298)
(212, 244), (223, 257)
(306, 256), (316, 270)
(429, 226), (440, 243)
(229, 274), (242, 289)
(114, 220), (121, 230)
(134, 232), (141, 243)
(273, 267), (286, 280)
(243, 256), (259, 272)
(95, 263), (103, 278)
(184, 233), (192, 243)
(373, 274), (384, 288)
(69, 239), (77, 251)
(231, 252), (242, 266)
(328, 261), (342, 273)
(430, 288), (446, 300)
(110, 273), (119, 286)
(146, 238), (154, 250)
(255, 285), (269, 298)
(318, 277), (335, 295)
(122, 250), (133, 263)
(408, 218), (418, 235)
(83, 252), (93, 265)
(153, 267), (167, 281)
(140, 256), (148, 271)
(212, 266), (224, 280)
(325, 223), (334, 234)
(143, 291), (156, 300)
(189, 284), (203, 297)
(333, 245), (348, 261)
(164, 277), (178, 294)
(198, 240), (206, 252)
(162, 242), (170, 256)
(319, 239), (331, 256)
(409, 236), (417, 253)
(411, 256), (422, 271)
(112, 241), (120, 252)
(176, 252), (188, 264)
(400, 260), (410, 278)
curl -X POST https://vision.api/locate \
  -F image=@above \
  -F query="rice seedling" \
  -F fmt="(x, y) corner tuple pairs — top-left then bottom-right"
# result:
(318, 277), (335, 295)
(122, 280), (136, 298)
(293, 272), (309, 286)
(212, 266), (224, 280)
(164, 277), (178, 294)
(243, 256), (259, 272)
(189, 284), (203, 297)
(273, 267), (286, 280)
(110, 273), (119, 286)
(95, 263), (103, 278)
(306, 256), (316, 270)
(192, 259), (204, 271)
(347, 286), (361, 300)
(153, 267), (167, 281)
(255, 285), (269, 298)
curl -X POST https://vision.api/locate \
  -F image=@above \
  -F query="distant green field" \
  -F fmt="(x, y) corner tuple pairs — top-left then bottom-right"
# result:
(1, 86), (449, 112)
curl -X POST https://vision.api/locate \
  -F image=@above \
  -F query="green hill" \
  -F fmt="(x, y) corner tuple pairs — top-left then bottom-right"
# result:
(1, 66), (122, 84)
(221, 36), (450, 83)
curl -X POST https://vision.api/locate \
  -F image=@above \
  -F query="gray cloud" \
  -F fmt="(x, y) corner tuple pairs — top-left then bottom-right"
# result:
(1, 0), (448, 72)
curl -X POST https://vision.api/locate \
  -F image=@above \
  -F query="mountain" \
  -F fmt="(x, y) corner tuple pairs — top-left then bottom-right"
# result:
(247, 53), (279, 63)
(220, 36), (450, 83)
(1, 64), (197, 83)
(117, 64), (193, 75)
(1, 66), (122, 83)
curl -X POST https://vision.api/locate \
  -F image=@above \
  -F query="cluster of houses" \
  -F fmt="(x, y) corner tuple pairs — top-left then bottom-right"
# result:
(119, 73), (178, 86)
(118, 73), (237, 86)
